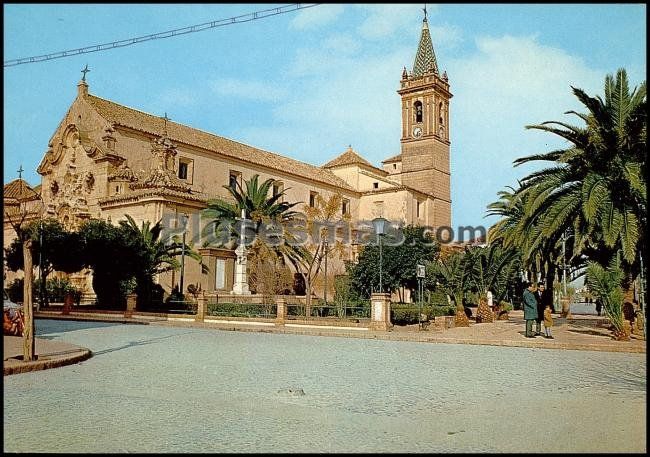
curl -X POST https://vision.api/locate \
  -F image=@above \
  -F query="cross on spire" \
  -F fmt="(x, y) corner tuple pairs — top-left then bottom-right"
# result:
(162, 112), (171, 133)
(81, 64), (90, 81)
(17, 164), (24, 180)
(423, 4), (428, 20)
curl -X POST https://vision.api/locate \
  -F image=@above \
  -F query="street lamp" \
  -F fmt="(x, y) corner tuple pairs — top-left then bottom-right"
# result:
(323, 238), (329, 307)
(372, 217), (388, 293)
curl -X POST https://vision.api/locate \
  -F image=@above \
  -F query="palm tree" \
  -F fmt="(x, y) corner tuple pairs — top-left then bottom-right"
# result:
(585, 256), (628, 340)
(465, 244), (521, 322)
(487, 186), (565, 306)
(203, 174), (300, 226)
(513, 69), (646, 276)
(119, 214), (203, 308)
(427, 250), (471, 327)
(202, 174), (305, 290)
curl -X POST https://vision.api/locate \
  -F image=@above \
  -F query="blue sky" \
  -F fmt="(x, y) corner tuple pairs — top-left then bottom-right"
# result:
(3, 3), (647, 232)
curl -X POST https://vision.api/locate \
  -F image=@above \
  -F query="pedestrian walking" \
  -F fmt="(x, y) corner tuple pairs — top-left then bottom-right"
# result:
(534, 282), (546, 336)
(522, 281), (538, 338)
(543, 303), (554, 339)
(595, 298), (602, 316)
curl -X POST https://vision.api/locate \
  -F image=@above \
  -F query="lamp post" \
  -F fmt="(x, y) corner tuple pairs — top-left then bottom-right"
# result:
(38, 219), (43, 312)
(560, 229), (575, 318)
(372, 217), (388, 293)
(323, 238), (329, 307)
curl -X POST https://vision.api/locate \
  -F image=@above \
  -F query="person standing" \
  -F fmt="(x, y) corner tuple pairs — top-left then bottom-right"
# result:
(595, 298), (603, 316)
(543, 303), (554, 339)
(522, 281), (538, 338)
(534, 282), (546, 335)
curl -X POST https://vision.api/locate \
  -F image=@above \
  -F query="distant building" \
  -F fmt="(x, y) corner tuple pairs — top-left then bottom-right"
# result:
(3, 13), (452, 299)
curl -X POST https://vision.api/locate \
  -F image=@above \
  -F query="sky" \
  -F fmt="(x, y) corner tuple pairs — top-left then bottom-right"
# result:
(3, 3), (647, 234)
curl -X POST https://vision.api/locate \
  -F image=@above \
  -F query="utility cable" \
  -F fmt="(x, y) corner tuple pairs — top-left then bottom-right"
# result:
(4, 3), (320, 67)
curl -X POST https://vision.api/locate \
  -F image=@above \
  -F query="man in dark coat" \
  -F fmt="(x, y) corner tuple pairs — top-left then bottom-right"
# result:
(522, 281), (538, 338)
(534, 282), (547, 336)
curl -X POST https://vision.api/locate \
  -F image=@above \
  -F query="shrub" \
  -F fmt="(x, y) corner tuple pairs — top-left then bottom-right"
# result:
(207, 302), (276, 318)
(391, 303), (455, 325)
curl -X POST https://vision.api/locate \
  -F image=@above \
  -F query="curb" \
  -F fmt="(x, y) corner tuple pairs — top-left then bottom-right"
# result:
(4, 349), (93, 376)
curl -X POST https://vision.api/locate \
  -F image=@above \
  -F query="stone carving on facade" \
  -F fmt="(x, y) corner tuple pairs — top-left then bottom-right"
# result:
(128, 133), (191, 193)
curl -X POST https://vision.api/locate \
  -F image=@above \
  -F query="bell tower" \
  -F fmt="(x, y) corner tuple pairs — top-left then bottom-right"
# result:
(398, 9), (452, 227)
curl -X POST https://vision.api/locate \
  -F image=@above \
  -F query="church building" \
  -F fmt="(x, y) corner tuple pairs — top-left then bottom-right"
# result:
(4, 13), (451, 300)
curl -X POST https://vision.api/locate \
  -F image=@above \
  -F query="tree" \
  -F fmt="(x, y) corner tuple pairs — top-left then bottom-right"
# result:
(3, 181), (41, 361)
(294, 192), (351, 316)
(513, 69), (646, 277)
(348, 225), (439, 301)
(425, 250), (471, 327)
(585, 256), (628, 340)
(78, 219), (139, 308)
(118, 214), (204, 308)
(4, 219), (84, 307)
(202, 174), (303, 286)
(464, 244), (521, 323)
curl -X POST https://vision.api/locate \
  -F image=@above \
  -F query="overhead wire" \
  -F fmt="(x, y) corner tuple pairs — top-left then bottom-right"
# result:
(4, 3), (320, 67)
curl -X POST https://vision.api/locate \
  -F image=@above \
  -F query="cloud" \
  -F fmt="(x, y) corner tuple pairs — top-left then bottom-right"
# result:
(209, 78), (288, 102)
(158, 88), (197, 107)
(323, 34), (362, 56)
(356, 4), (424, 40)
(289, 4), (344, 30)
(429, 24), (463, 49)
(444, 34), (604, 227)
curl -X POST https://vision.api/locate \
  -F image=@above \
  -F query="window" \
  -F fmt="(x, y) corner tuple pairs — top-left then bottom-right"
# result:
(178, 157), (193, 182)
(178, 161), (188, 180)
(115, 185), (120, 194)
(439, 102), (444, 125)
(414, 100), (423, 123)
(373, 182), (379, 189)
(416, 200), (422, 218)
(272, 181), (283, 200)
(309, 191), (318, 207)
(229, 171), (241, 190)
(393, 163), (397, 170)
(342, 198), (349, 215)
(215, 258), (226, 289)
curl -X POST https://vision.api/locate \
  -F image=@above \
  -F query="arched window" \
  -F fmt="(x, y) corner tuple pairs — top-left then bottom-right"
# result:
(439, 102), (444, 125)
(414, 101), (423, 123)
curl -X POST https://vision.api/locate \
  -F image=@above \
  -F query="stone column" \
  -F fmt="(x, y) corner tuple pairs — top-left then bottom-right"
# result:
(370, 292), (392, 331)
(196, 292), (207, 322)
(125, 293), (137, 318)
(231, 209), (251, 295)
(275, 296), (287, 326)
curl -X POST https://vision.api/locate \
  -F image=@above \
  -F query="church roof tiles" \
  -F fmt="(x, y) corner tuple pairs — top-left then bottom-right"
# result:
(85, 95), (356, 193)
(322, 146), (375, 169)
(3, 179), (40, 201)
(412, 16), (439, 77)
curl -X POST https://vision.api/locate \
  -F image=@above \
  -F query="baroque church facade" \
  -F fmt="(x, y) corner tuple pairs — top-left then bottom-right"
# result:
(4, 14), (451, 299)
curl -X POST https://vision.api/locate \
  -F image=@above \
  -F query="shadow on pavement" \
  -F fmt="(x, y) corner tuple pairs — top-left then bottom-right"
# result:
(92, 331), (196, 356)
(35, 318), (126, 336)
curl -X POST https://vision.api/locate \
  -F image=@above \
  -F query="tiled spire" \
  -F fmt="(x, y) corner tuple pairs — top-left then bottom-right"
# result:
(412, 13), (438, 77)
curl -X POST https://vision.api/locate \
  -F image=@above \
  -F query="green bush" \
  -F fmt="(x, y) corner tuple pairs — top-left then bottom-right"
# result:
(391, 303), (455, 325)
(207, 302), (276, 318)
(498, 301), (513, 312)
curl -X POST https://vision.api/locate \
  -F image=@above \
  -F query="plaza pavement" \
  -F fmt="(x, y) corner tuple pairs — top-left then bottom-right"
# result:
(4, 308), (645, 375)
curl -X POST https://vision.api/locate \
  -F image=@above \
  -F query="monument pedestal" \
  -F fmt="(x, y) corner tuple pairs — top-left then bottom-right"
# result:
(370, 293), (392, 331)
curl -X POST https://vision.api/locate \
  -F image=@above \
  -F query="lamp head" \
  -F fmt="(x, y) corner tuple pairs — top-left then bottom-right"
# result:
(372, 217), (388, 236)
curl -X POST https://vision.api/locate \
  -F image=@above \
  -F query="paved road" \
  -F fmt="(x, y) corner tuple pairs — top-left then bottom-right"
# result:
(4, 319), (646, 453)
